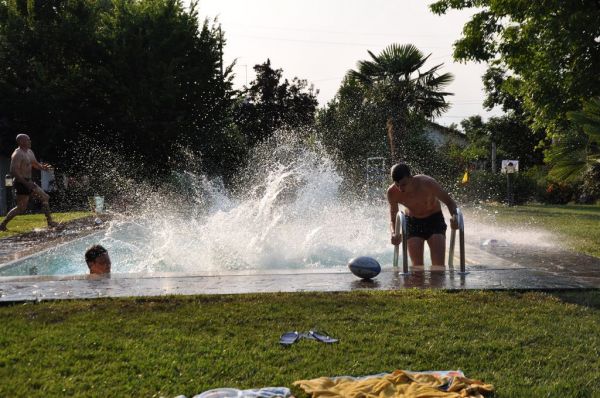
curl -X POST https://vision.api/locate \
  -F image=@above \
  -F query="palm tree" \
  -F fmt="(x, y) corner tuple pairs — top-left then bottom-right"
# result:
(349, 44), (454, 162)
(548, 97), (600, 181)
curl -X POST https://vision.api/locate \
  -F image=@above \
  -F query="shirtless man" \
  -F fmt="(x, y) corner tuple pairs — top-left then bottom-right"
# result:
(387, 163), (458, 267)
(0, 134), (56, 231)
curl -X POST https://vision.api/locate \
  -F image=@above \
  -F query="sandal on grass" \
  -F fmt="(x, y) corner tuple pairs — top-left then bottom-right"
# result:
(279, 331), (300, 346)
(308, 330), (338, 344)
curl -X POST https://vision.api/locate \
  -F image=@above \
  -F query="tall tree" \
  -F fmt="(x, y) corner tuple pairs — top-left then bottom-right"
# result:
(460, 115), (489, 166)
(316, 75), (388, 177)
(235, 59), (318, 148)
(430, 0), (600, 137)
(0, 0), (104, 158)
(348, 43), (454, 162)
(0, 0), (238, 178)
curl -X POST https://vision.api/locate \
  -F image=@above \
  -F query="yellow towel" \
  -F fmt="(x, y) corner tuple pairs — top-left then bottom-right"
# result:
(294, 369), (493, 398)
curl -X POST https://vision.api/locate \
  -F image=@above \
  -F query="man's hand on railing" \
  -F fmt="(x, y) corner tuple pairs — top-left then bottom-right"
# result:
(391, 233), (402, 246)
(449, 214), (459, 230)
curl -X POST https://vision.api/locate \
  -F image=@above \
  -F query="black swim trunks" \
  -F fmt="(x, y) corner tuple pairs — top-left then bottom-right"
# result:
(14, 179), (33, 195)
(406, 211), (447, 240)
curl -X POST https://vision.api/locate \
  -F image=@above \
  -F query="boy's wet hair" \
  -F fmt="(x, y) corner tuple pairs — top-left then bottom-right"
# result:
(391, 163), (411, 182)
(85, 244), (108, 264)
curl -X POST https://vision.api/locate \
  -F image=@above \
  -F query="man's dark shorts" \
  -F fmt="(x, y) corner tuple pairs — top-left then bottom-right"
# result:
(14, 179), (33, 195)
(406, 211), (447, 240)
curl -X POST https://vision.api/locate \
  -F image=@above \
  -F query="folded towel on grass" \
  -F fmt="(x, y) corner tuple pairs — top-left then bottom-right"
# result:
(192, 386), (291, 398)
(294, 369), (493, 397)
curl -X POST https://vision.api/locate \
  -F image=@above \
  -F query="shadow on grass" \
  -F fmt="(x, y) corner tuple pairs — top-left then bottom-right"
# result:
(546, 289), (600, 310)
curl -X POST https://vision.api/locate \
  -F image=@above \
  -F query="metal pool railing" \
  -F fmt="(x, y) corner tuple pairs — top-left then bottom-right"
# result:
(448, 208), (467, 274)
(392, 210), (409, 274)
(393, 208), (466, 274)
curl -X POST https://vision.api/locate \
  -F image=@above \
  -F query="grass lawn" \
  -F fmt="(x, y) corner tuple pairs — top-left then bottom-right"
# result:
(0, 211), (91, 239)
(477, 204), (600, 258)
(1, 290), (599, 397)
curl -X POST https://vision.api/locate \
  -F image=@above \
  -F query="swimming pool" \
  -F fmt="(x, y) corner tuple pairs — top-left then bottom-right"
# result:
(0, 205), (400, 277)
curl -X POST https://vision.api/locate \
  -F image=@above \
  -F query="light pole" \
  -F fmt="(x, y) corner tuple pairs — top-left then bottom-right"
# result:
(505, 161), (516, 206)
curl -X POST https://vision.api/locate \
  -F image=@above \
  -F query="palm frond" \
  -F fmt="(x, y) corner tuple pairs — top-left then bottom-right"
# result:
(348, 42), (454, 119)
(568, 97), (600, 143)
(547, 138), (589, 181)
(424, 72), (454, 89)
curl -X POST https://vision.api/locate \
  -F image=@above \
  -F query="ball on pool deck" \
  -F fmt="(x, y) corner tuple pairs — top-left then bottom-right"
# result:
(348, 256), (381, 279)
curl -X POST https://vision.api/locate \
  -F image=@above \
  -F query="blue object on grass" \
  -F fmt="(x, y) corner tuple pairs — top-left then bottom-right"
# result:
(309, 330), (339, 344)
(348, 256), (381, 279)
(194, 387), (292, 397)
(279, 331), (300, 346)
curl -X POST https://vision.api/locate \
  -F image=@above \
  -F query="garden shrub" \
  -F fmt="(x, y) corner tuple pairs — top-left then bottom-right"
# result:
(456, 170), (536, 204)
(578, 163), (600, 203)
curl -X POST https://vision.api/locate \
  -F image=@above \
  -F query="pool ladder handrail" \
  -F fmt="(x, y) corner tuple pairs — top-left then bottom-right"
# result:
(448, 208), (468, 274)
(392, 211), (409, 274)
(393, 208), (467, 274)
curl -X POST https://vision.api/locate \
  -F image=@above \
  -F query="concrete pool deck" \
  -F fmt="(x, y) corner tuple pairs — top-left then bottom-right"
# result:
(1, 214), (600, 302)
(1, 243), (600, 302)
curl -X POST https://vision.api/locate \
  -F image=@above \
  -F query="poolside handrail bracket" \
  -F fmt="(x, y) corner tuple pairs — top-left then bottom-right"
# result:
(392, 210), (409, 274)
(448, 208), (467, 274)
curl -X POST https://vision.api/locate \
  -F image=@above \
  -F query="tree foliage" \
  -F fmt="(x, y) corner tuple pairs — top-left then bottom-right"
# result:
(0, 0), (237, 178)
(460, 113), (544, 171)
(316, 75), (388, 176)
(548, 97), (600, 181)
(347, 43), (454, 162)
(317, 45), (460, 186)
(234, 59), (318, 148)
(459, 115), (489, 164)
(430, 0), (600, 137)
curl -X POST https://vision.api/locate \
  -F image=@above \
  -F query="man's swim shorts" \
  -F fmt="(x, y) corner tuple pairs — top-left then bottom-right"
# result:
(406, 211), (447, 240)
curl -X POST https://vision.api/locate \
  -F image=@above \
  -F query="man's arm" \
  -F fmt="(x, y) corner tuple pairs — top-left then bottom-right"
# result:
(29, 151), (50, 171)
(428, 178), (459, 229)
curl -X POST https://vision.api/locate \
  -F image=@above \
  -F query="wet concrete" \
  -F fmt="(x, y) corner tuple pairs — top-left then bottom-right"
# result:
(0, 215), (107, 264)
(1, 260), (599, 302)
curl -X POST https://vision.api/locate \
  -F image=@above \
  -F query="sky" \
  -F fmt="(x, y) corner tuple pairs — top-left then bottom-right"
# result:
(195, 0), (502, 128)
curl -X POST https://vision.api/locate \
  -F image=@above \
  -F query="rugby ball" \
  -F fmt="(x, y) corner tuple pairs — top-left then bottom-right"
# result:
(348, 256), (381, 279)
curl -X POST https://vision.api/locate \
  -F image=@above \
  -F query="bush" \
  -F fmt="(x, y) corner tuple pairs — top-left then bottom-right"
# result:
(522, 165), (581, 204)
(578, 163), (600, 203)
(456, 170), (536, 204)
(455, 166), (591, 205)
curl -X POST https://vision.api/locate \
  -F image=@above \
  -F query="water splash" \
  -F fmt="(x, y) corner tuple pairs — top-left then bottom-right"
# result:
(101, 131), (393, 274)
(465, 206), (557, 248)
(1, 132), (564, 277)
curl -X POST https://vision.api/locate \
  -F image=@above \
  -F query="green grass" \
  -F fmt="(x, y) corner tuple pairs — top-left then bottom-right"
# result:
(1, 290), (599, 397)
(477, 204), (600, 258)
(0, 211), (91, 238)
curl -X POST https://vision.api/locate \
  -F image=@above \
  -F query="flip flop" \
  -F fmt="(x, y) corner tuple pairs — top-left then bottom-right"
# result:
(279, 331), (300, 346)
(309, 330), (338, 344)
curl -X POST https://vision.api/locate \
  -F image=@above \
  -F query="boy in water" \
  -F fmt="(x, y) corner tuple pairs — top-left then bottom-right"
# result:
(85, 245), (111, 275)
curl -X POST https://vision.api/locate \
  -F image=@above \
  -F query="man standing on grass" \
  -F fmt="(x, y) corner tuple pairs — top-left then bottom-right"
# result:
(0, 134), (57, 231)
(387, 163), (459, 267)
